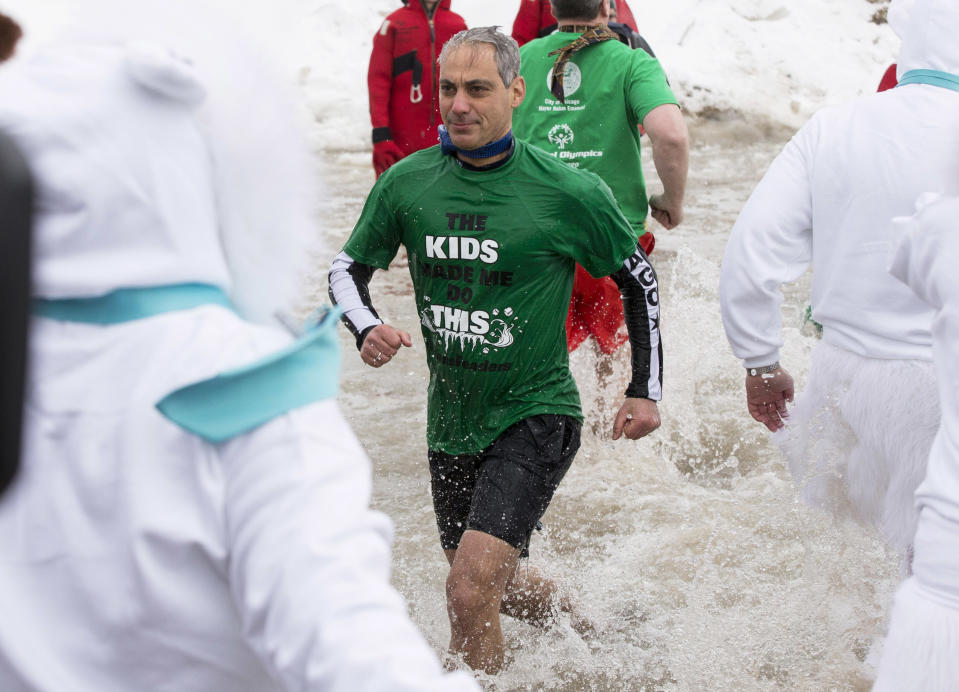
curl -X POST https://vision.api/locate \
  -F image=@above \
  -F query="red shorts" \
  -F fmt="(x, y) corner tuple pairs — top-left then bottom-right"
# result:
(566, 231), (654, 354)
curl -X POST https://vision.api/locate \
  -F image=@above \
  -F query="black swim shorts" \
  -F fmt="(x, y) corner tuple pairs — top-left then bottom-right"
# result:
(428, 414), (581, 555)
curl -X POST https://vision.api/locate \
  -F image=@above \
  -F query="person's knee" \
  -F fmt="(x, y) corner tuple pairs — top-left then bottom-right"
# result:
(445, 567), (495, 624)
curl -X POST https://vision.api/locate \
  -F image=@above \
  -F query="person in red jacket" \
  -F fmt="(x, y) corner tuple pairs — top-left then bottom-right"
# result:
(368, 1), (467, 177)
(511, 0), (637, 46)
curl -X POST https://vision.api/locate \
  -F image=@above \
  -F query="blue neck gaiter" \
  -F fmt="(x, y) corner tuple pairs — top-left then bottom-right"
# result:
(438, 125), (514, 159)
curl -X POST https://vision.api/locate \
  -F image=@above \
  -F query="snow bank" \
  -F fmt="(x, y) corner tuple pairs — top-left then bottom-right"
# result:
(2, 0), (899, 150)
(637, 0), (899, 127)
(300, 0), (898, 149)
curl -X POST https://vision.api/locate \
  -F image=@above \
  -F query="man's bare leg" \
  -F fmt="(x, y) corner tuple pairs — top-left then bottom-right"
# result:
(444, 541), (589, 654)
(501, 562), (591, 633)
(444, 530), (519, 673)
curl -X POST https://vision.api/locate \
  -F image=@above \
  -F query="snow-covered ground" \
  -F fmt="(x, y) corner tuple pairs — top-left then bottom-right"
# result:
(4, 0), (898, 151)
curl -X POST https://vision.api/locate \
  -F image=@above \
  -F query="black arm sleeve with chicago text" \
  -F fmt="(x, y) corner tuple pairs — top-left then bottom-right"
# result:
(328, 251), (383, 350)
(610, 242), (663, 401)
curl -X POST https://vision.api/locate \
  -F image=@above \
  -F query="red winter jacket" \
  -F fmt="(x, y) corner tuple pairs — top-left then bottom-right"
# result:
(511, 0), (637, 46)
(368, 1), (467, 157)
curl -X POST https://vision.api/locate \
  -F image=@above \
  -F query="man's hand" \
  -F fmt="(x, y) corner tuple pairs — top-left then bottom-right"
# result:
(648, 193), (683, 229)
(612, 397), (661, 440)
(361, 324), (412, 368)
(745, 368), (794, 432)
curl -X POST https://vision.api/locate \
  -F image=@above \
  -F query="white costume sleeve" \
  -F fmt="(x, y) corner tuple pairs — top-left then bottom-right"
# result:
(878, 194), (959, 690)
(889, 195), (959, 524)
(719, 120), (817, 367)
(888, 194), (953, 312)
(222, 399), (478, 692)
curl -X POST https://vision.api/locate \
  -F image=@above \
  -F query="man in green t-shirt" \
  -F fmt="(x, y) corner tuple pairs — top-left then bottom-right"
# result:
(329, 26), (663, 674)
(512, 0), (688, 355)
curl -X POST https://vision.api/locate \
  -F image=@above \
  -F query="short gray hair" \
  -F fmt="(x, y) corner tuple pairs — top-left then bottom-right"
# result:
(550, 0), (604, 21)
(438, 27), (520, 87)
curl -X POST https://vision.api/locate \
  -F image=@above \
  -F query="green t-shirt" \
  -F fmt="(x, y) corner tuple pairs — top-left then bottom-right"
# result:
(343, 140), (637, 454)
(513, 32), (678, 237)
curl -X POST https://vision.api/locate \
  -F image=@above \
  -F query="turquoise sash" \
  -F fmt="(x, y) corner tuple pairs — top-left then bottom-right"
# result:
(897, 69), (959, 93)
(33, 283), (233, 324)
(33, 283), (342, 444)
(156, 308), (342, 443)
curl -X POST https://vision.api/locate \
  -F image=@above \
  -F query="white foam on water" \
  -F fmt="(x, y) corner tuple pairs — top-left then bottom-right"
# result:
(321, 126), (901, 689)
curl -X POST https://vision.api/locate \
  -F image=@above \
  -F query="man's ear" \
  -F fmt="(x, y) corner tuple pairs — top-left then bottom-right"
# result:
(599, 0), (611, 22)
(510, 76), (526, 108)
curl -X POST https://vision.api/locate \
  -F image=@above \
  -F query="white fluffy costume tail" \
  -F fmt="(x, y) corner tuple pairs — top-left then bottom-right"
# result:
(775, 341), (938, 556)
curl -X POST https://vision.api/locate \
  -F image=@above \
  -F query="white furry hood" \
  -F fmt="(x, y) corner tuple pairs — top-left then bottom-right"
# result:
(0, 0), (319, 324)
(889, 0), (959, 78)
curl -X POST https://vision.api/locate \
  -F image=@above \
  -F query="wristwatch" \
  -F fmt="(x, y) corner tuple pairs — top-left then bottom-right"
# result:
(747, 362), (780, 376)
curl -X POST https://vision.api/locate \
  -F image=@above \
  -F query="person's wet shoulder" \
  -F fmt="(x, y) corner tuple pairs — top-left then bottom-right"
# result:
(377, 144), (449, 193)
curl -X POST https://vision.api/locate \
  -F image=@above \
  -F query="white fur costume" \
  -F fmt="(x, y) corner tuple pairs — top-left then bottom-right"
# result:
(719, 0), (959, 555)
(776, 341), (938, 552)
(875, 195), (959, 690)
(0, 4), (477, 691)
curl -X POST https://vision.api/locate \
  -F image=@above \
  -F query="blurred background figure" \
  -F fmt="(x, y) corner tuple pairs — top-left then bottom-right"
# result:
(0, 11), (22, 63)
(720, 0), (959, 570)
(511, 0), (637, 46)
(876, 195), (959, 690)
(368, 0), (467, 177)
(0, 2), (479, 690)
(0, 130), (31, 497)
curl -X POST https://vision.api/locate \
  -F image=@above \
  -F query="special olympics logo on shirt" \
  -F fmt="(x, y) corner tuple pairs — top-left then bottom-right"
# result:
(546, 62), (582, 97)
(548, 124), (575, 150)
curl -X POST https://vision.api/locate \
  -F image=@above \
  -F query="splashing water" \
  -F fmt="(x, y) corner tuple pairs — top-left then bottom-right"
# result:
(313, 124), (900, 691)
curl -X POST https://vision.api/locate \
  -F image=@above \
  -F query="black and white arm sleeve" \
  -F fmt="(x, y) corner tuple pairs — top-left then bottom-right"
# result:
(328, 251), (384, 350)
(610, 243), (663, 401)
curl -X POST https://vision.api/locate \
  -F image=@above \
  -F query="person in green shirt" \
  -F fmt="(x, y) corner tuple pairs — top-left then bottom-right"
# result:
(512, 0), (688, 356)
(514, 0), (687, 237)
(329, 26), (663, 674)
